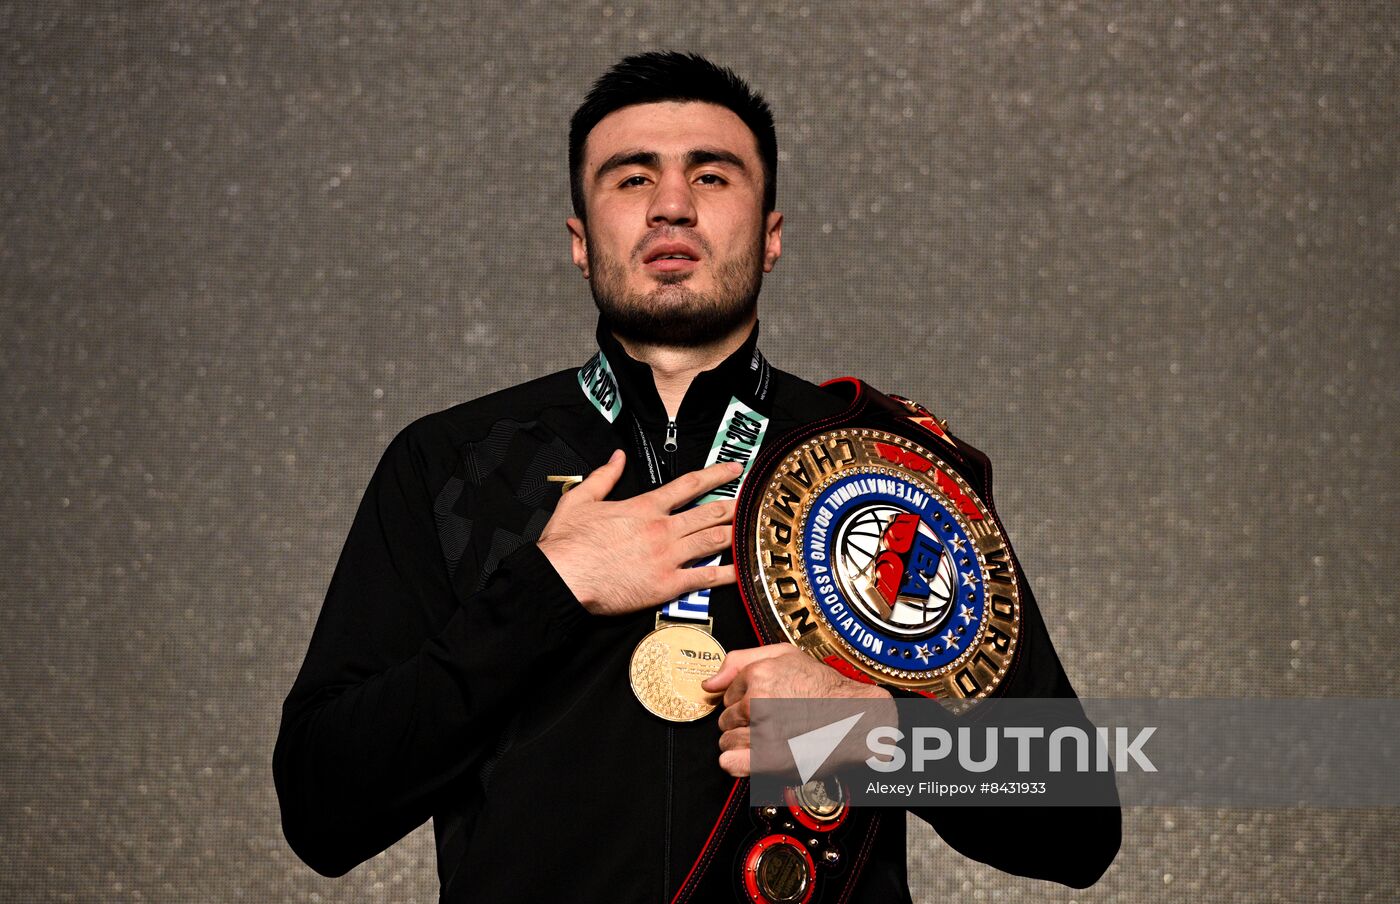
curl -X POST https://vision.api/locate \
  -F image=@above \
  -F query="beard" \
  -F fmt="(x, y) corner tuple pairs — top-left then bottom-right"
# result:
(586, 227), (764, 348)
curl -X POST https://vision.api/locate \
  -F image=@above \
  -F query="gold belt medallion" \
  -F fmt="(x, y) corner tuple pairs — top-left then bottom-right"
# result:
(740, 427), (1023, 703)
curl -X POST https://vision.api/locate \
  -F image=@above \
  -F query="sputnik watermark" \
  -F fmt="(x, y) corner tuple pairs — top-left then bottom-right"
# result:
(751, 698), (1400, 808)
(863, 724), (1157, 773)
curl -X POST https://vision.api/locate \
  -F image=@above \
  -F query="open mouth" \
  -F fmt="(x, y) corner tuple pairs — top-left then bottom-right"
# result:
(643, 242), (702, 273)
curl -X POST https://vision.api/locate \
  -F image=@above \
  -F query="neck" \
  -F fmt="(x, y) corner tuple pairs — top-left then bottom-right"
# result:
(612, 316), (755, 419)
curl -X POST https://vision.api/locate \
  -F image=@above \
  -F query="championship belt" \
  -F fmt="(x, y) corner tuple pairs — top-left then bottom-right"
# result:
(734, 378), (1024, 703)
(687, 378), (1027, 904)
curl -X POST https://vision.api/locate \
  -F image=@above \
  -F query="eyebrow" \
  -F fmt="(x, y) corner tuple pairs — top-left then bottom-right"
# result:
(593, 148), (749, 182)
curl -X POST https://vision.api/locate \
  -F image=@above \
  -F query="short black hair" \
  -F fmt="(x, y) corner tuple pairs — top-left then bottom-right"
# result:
(568, 51), (778, 222)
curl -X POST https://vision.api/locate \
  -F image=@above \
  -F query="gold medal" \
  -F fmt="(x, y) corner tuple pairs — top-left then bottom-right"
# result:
(629, 616), (726, 722)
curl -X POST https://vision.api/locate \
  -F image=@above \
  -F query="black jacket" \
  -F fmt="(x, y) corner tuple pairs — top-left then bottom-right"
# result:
(273, 319), (1120, 901)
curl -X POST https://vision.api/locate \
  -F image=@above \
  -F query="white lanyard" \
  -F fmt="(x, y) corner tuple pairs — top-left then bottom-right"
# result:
(577, 347), (772, 622)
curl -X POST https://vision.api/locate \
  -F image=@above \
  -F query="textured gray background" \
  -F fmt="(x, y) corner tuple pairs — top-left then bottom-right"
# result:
(2, 1), (1397, 901)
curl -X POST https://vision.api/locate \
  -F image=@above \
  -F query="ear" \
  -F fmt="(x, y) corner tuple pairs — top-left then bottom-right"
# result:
(566, 216), (590, 278)
(762, 210), (783, 273)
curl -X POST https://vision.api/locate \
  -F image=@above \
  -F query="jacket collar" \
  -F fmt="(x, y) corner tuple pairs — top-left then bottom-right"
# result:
(594, 316), (765, 428)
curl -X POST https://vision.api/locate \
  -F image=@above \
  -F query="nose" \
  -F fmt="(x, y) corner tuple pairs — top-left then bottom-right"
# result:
(646, 170), (696, 227)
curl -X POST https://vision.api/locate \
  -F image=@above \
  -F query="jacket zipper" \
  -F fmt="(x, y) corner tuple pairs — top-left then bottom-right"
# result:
(661, 418), (677, 902)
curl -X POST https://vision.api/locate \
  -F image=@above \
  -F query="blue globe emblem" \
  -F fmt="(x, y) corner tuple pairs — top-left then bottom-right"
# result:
(834, 503), (955, 636)
(802, 471), (986, 672)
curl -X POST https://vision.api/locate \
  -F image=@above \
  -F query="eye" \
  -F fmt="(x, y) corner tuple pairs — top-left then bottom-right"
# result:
(619, 175), (650, 188)
(696, 173), (727, 185)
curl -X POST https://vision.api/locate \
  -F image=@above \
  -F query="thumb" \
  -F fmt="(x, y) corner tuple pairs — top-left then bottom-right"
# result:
(572, 449), (625, 501)
(702, 644), (792, 693)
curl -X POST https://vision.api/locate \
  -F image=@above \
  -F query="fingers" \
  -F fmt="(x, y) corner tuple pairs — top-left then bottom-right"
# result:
(669, 498), (736, 536)
(667, 563), (736, 600)
(718, 747), (750, 778)
(570, 449), (626, 502)
(681, 525), (733, 563)
(718, 725), (750, 752)
(718, 700), (750, 732)
(701, 644), (794, 694)
(649, 460), (743, 512)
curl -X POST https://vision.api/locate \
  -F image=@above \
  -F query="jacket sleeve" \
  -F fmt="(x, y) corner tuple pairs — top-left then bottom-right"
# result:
(272, 424), (588, 877)
(905, 439), (1121, 889)
(905, 593), (1122, 888)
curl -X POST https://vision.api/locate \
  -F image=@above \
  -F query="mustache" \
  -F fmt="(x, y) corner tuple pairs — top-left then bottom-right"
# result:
(633, 228), (711, 260)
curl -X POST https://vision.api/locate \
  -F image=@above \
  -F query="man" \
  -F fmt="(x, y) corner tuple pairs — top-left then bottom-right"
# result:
(273, 51), (1119, 902)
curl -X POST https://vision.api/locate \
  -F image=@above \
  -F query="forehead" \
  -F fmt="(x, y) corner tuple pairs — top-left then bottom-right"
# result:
(583, 101), (761, 167)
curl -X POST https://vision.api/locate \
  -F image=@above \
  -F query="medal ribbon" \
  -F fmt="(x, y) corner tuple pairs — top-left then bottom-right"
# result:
(577, 345), (772, 623)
